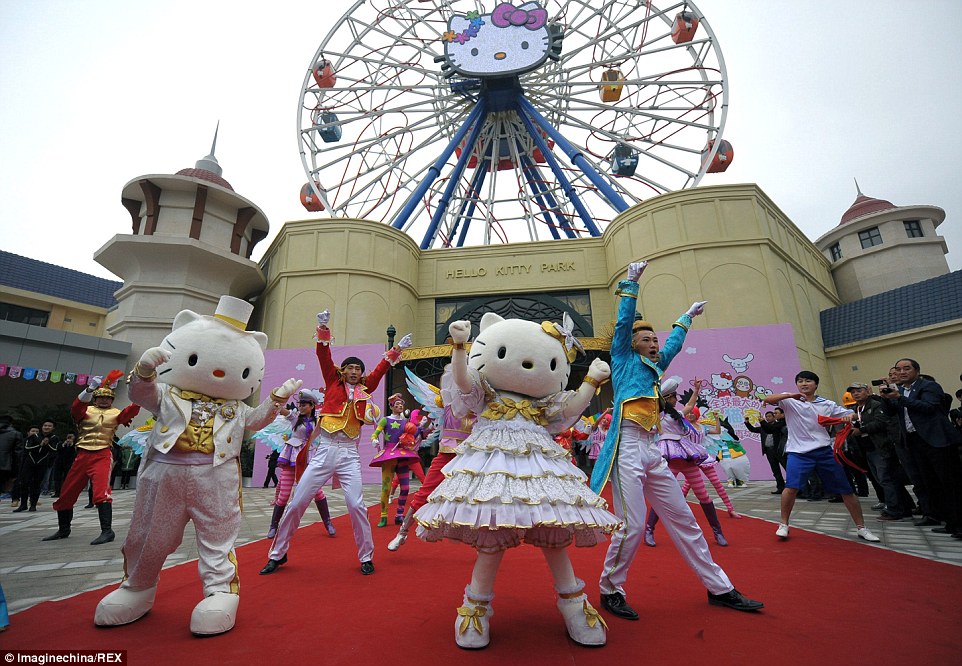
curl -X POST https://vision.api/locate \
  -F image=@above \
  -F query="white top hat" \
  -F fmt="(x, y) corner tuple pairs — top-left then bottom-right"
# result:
(660, 375), (682, 396)
(213, 296), (254, 331)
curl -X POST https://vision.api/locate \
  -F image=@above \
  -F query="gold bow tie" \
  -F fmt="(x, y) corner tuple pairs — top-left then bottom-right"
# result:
(584, 600), (608, 630)
(481, 397), (547, 426)
(456, 605), (488, 635)
(179, 390), (227, 404)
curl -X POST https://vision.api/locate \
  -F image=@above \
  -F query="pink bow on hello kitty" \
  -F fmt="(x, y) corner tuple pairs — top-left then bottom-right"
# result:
(491, 2), (548, 30)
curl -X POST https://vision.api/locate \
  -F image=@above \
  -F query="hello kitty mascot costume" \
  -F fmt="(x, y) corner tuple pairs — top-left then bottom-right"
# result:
(414, 313), (621, 649)
(94, 296), (301, 636)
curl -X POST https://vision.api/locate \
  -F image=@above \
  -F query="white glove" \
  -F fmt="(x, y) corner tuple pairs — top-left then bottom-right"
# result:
(316, 310), (330, 327)
(87, 376), (103, 391)
(397, 333), (413, 349)
(686, 301), (707, 317)
(138, 348), (171, 371)
(587, 358), (611, 382)
(449, 320), (471, 344)
(627, 261), (648, 282)
(274, 378), (304, 402)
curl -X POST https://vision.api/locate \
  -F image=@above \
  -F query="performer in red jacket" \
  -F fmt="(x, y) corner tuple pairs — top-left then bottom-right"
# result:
(45, 373), (139, 545)
(261, 309), (411, 576)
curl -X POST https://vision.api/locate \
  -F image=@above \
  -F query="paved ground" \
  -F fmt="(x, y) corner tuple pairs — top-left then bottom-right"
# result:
(2, 480), (960, 617)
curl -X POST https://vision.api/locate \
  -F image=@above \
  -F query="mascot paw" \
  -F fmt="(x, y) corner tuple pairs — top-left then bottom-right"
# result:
(190, 592), (239, 636)
(94, 586), (157, 627)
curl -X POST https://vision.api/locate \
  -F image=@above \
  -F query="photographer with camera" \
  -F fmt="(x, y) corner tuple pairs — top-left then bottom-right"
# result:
(880, 359), (962, 539)
(848, 382), (914, 521)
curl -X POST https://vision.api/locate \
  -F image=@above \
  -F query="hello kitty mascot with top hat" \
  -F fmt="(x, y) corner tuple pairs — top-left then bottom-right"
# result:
(414, 313), (621, 649)
(94, 296), (301, 636)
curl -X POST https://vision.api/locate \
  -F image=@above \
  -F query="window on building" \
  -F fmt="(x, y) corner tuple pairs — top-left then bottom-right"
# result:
(829, 243), (842, 262)
(0, 302), (49, 327)
(904, 220), (923, 238)
(858, 227), (883, 249)
(435, 290), (593, 344)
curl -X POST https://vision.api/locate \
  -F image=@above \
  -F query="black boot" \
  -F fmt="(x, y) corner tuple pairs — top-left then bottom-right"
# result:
(43, 509), (72, 541)
(315, 498), (336, 536)
(701, 502), (728, 546)
(644, 507), (659, 547)
(266, 504), (285, 539)
(12, 501), (27, 513)
(90, 503), (115, 545)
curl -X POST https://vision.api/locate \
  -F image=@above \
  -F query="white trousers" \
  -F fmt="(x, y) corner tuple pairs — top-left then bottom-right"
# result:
(269, 431), (374, 563)
(599, 422), (732, 598)
(720, 455), (751, 483)
(121, 456), (241, 596)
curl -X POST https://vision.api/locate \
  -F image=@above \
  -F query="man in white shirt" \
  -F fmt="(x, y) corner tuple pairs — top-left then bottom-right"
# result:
(763, 370), (880, 543)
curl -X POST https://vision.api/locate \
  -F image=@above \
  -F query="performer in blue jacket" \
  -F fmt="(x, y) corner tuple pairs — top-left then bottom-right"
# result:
(590, 260), (763, 621)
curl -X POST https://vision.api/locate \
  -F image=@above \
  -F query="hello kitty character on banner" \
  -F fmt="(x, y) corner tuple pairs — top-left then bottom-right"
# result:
(94, 296), (301, 636)
(440, 2), (563, 79)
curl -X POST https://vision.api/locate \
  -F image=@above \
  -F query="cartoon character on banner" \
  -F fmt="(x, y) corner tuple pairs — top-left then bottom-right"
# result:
(710, 372), (734, 398)
(722, 353), (754, 374)
(733, 375), (754, 398)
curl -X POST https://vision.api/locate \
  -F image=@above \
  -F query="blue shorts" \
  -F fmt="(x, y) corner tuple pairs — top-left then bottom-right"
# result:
(785, 447), (851, 495)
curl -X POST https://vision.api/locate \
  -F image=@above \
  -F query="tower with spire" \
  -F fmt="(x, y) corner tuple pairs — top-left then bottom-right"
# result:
(93, 127), (270, 367)
(815, 181), (950, 303)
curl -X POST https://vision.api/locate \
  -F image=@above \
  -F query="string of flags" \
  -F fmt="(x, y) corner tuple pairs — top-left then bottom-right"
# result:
(0, 363), (121, 387)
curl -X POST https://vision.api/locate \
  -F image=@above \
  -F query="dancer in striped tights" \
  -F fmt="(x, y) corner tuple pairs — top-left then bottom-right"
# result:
(266, 389), (336, 539)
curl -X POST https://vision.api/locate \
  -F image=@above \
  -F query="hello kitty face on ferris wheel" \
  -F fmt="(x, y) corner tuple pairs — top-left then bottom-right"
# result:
(440, 2), (562, 79)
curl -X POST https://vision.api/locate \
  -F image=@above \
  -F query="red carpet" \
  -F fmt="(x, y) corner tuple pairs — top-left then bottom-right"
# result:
(5, 506), (961, 665)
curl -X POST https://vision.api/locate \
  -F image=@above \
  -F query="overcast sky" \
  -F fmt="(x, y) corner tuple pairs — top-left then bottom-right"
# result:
(2, 0), (959, 281)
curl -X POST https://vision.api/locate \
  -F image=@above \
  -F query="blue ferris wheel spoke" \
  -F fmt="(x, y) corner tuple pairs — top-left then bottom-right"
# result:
(456, 159), (490, 248)
(515, 100), (602, 237)
(418, 110), (489, 250)
(518, 96), (631, 215)
(391, 99), (488, 236)
(519, 156), (571, 240)
(449, 161), (489, 248)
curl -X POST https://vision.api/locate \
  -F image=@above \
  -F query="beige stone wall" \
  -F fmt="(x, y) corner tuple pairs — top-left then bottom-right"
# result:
(257, 218), (420, 347)
(256, 184), (856, 396)
(825, 320), (962, 394)
(603, 183), (841, 391)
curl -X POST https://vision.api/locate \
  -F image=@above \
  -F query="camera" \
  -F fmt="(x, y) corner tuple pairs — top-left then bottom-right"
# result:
(870, 379), (885, 386)
(879, 385), (896, 394)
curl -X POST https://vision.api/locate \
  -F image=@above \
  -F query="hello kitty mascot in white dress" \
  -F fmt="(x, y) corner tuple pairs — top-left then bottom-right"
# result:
(94, 296), (301, 636)
(414, 313), (621, 649)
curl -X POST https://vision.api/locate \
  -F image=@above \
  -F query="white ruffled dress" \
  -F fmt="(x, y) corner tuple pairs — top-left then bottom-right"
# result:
(414, 374), (620, 553)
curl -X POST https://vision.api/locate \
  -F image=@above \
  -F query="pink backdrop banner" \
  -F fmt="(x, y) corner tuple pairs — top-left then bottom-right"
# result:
(652, 323), (801, 481)
(254, 343), (388, 485)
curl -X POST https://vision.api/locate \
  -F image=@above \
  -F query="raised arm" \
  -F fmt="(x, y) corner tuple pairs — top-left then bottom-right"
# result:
(680, 378), (702, 418)
(448, 320), (474, 394)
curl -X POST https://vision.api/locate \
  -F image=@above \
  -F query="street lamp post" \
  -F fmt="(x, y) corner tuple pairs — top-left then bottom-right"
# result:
(385, 324), (397, 416)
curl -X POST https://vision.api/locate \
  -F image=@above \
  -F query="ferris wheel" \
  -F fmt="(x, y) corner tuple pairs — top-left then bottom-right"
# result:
(297, 0), (730, 250)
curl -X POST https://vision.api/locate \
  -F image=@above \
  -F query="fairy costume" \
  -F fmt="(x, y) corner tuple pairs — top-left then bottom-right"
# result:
(257, 389), (335, 538)
(370, 395), (422, 527)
